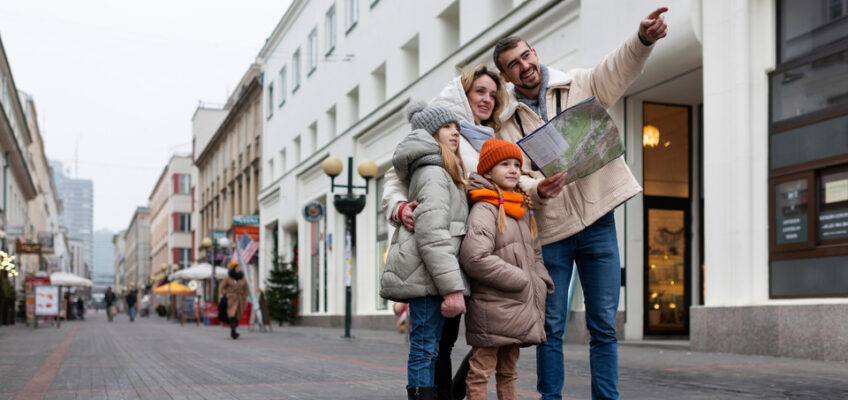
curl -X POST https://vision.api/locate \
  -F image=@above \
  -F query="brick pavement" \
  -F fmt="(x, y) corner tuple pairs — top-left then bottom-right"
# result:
(0, 310), (846, 399)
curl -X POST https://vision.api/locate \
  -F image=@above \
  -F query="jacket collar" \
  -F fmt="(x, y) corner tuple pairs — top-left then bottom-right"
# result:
(502, 66), (575, 122)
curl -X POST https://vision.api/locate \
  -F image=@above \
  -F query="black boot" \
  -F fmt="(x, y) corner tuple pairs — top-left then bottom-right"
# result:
(451, 350), (472, 399)
(407, 386), (437, 400)
(230, 318), (239, 339)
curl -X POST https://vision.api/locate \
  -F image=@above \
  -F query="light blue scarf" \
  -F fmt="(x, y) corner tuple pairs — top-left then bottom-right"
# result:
(459, 120), (495, 152)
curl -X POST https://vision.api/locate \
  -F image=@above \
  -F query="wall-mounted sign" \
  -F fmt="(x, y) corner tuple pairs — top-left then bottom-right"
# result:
(819, 208), (848, 240)
(233, 215), (260, 225)
(15, 240), (41, 254)
(825, 179), (848, 204)
(303, 201), (325, 223)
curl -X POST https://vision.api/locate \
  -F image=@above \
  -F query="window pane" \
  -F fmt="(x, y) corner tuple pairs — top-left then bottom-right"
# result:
(775, 178), (809, 244)
(779, 0), (848, 63)
(770, 255), (848, 297)
(770, 113), (848, 169)
(770, 48), (848, 123)
(819, 169), (848, 240)
(643, 103), (690, 198)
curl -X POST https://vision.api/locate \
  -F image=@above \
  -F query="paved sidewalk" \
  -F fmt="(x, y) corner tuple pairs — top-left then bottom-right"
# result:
(0, 311), (846, 399)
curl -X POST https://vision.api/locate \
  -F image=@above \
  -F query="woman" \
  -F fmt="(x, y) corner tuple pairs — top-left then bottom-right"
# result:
(381, 65), (509, 400)
(220, 261), (249, 339)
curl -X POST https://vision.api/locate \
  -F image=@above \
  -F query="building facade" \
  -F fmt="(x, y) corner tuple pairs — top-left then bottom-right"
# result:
(149, 155), (193, 285)
(124, 207), (150, 290)
(92, 229), (115, 292)
(195, 64), (263, 292)
(112, 230), (127, 291)
(190, 104), (227, 266)
(50, 160), (93, 278)
(256, 0), (847, 361)
(0, 36), (38, 300)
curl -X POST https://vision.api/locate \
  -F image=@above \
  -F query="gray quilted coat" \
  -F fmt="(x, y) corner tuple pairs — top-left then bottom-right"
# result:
(380, 129), (469, 301)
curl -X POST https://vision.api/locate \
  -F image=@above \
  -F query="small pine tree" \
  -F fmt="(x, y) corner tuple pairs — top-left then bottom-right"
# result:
(265, 247), (300, 326)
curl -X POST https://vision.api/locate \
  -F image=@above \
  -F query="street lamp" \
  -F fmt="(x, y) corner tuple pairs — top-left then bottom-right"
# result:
(322, 156), (377, 338)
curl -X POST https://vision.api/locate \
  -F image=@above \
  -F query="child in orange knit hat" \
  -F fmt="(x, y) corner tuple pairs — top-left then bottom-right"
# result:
(459, 138), (554, 400)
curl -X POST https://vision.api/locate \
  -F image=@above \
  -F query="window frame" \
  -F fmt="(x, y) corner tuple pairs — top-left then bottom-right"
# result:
(267, 81), (274, 119)
(278, 65), (287, 107)
(292, 48), (302, 92)
(308, 27), (319, 75)
(325, 4), (337, 55)
(345, 0), (358, 34)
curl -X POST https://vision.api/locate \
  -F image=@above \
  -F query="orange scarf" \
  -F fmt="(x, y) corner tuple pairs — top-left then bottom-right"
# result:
(469, 189), (525, 220)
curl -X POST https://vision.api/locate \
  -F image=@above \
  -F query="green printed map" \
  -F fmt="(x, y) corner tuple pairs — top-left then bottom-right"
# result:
(517, 96), (624, 184)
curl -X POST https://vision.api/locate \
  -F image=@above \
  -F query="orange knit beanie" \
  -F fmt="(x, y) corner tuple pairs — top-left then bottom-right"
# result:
(477, 138), (523, 175)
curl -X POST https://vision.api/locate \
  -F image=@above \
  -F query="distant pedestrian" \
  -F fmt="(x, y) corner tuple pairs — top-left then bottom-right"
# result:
(126, 289), (138, 322)
(220, 261), (248, 339)
(105, 287), (116, 322)
(75, 297), (85, 321)
(459, 139), (554, 400)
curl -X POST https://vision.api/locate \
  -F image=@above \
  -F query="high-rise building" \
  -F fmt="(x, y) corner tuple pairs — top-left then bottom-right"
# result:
(93, 229), (115, 291)
(50, 160), (94, 276)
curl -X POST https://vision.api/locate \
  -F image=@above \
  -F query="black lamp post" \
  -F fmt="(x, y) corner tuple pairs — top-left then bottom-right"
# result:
(322, 156), (377, 338)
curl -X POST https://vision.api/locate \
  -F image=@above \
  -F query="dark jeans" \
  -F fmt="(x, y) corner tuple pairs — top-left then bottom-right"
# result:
(408, 295), (445, 388)
(435, 314), (471, 399)
(536, 212), (621, 400)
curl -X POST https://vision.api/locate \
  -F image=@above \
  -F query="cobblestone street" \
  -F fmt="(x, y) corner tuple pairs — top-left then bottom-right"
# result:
(1, 311), (846, 399)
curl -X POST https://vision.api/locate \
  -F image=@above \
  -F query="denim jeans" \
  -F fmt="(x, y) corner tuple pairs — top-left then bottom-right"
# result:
(128, 305), (137, 321)
(407, 295), (445, 388)
(536, 212), (621, 400)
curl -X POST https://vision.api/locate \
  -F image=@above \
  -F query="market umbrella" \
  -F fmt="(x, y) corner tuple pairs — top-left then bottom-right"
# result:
(152, 282), (195, 295)
(169, 263), (228, 281)
(50, 272), (93, 287)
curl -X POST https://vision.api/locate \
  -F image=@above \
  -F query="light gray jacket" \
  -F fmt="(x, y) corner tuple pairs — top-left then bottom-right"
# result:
(379, 129), (469, 301)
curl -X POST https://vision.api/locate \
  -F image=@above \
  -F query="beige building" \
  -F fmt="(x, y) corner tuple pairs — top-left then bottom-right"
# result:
(195, 63), (263, 291)
(123, 207), (150, 290)
(149, 155), (193, 285)
(112, 230), (126, 291)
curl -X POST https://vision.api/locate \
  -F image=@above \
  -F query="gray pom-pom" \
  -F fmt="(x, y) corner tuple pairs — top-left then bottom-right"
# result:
(403, 100), (428, 122)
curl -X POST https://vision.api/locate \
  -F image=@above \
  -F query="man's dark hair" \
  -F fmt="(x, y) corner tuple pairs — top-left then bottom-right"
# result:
(493, 36), (530, 72)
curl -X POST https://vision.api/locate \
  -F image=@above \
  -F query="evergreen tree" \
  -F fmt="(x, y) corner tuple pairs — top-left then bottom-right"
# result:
(265, 245), (300, 326)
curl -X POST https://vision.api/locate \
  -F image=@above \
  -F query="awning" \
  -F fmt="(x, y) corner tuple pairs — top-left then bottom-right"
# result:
(169, 263), (228, 281)
(50, 272), (93, 287)
(152, 282), (195, 295)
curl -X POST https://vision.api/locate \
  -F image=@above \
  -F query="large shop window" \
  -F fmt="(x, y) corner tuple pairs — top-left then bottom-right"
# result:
(769, 0), (848, 298)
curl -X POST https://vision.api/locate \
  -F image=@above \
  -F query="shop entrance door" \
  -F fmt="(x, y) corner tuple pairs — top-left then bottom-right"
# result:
(642, 102), (692, 336)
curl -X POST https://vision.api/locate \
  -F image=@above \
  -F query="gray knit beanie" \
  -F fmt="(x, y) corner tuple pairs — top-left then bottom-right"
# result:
(403, 100), (460, 135)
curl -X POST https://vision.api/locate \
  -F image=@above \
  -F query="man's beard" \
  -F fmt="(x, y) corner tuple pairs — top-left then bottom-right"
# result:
(515, 66), (541, 91)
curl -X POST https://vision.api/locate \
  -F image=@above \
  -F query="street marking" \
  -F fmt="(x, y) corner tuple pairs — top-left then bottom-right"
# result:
(14, 323), (79, 400)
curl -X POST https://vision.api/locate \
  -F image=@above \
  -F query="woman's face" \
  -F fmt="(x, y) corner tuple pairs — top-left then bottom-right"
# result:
(466, 74), (498, 122)
(435, 122), (460, 153)
(233, 265), (241, 274)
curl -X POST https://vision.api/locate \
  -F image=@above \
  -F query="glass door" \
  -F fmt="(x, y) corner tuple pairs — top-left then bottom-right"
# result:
(643, 102), (692, 335)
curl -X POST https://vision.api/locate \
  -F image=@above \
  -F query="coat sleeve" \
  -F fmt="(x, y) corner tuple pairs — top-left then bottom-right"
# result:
(411, 167), (465, 295)
(533, 238), (555, 295)
(586, 32), (654, 108)
(381, 167), (409, 228)
(219, 278), (230, 296)
(460, 204), (530, 292)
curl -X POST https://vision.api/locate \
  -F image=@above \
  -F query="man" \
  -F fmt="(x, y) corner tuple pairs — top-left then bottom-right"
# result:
(126, 288), (138, 322)
(492, 8), (668, 400)
(104, 287), (116, 322)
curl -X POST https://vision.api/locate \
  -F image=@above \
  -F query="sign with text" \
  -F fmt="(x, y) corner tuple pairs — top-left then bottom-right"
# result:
(233, 215), (260, 225)
(35, 285), (60, 316)
(818, 208), (848, 240)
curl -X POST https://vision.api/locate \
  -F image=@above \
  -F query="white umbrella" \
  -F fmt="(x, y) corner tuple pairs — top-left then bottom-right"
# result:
(169, 263), (228, 281)
(50, 272), (93, 287)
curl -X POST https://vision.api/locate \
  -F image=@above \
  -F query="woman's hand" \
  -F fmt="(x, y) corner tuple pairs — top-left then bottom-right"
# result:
(401, 201), (419, 232)
(440, 291), (466, 317)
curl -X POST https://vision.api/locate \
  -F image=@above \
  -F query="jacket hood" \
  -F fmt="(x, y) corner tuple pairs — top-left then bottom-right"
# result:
(392, 129), (444, 182)
(466, 173), (495, 192)
(430, 76), (475, 123)
(501, 66), (578, 122)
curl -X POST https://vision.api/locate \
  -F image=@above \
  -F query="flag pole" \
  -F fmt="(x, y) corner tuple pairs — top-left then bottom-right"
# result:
(235, 238), (265, 331)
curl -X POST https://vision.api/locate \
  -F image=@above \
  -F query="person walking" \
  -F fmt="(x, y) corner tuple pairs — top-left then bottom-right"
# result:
(382, 65), (508, 400)
(126, 289), (138, 322)
(104, 287), (116, 322)
(220, 261), (248, 339)
(491, 8), (669, 400)
(380, 101), (470, 400)
(75, 296), (85, 321)
(459, 139), (554, 399)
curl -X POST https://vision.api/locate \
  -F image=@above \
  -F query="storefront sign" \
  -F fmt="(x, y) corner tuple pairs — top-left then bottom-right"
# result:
(25, 276), (50, 321)
(15, 240), (41, 254)
(302, 201), (325, 223)
(233, 215), (260, 225)
(776, 215), (807, 244)
(818, 208), (848, 240)
(233, 225), (259, 242)
(35, 285), (60, 316)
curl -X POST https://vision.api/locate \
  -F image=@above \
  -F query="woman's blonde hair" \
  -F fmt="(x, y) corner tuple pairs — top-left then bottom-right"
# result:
(460, 65), (508, 133)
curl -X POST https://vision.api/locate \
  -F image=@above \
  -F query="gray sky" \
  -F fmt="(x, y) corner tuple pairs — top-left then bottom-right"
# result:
(0, 0), (289, 232)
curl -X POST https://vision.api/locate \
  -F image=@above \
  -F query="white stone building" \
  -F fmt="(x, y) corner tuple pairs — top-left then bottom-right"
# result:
(256, 0), (848, 360)
(149, 155), (193, 285)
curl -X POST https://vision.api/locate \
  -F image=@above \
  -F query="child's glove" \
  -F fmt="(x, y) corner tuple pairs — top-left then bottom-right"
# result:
(440, 291), (466, 317)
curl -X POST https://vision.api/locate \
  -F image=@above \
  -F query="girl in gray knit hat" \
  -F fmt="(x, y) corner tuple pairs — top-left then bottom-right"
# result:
(381, 100), (469, 399)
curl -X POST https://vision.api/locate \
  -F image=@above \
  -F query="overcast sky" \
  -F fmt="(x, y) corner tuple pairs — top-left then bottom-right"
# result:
(0, 0), (290, 232)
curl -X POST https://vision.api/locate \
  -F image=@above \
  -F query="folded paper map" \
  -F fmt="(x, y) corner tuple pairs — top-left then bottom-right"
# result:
(516, 96), (624, 184)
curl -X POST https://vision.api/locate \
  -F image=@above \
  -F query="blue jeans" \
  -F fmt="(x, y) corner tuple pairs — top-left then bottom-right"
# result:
(128, 305), (137, 321)
(407, 295), (445, 388)
(537, 212), (621, 400)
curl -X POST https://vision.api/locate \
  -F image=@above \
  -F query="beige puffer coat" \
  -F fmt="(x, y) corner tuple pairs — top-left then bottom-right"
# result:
(220, 274), (248, 319)
(380, 129), (469, 301)
(460, 174), (554, 347)
(498, 33), (653, 244)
